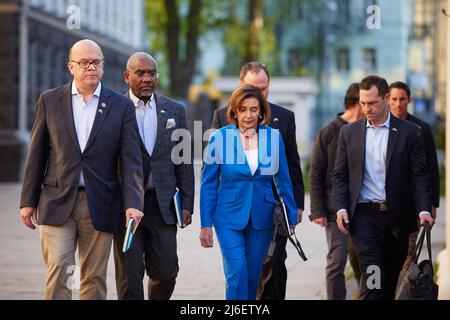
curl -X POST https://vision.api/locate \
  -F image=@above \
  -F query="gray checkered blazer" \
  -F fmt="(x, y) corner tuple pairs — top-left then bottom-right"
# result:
(128, 92), (195, 224)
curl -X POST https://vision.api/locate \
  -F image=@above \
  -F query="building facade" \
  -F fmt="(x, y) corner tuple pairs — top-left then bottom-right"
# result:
(0, 0), (147, 181)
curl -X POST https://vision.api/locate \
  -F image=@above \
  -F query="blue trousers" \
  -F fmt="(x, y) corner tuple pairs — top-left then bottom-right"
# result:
(215, 222), (273, 300)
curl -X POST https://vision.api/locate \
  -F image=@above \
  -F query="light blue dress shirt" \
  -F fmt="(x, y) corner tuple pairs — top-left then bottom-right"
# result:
(71, 81), (101, 186)
(358, 111), (390, 203)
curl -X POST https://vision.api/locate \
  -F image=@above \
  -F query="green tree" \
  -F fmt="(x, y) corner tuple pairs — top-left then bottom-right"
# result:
(221, 0), (277, 75)
(146, 0), (233, 98)
(146, 0), (279, 97)
(146, 0), (204, 98)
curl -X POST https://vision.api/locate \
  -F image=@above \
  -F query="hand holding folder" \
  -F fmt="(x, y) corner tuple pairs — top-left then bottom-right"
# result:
(173, 189), (186, 228)
(122, 218), (135, 253)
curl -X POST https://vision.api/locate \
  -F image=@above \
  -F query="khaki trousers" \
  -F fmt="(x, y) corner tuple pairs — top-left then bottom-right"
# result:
(40, 190), (112, 300)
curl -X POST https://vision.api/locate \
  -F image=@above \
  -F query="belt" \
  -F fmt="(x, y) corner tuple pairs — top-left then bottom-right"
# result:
(77, 186), (85, 191)
(357, 202), (388, 212)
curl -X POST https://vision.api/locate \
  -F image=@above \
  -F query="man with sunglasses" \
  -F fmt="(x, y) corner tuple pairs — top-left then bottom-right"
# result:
(19, 39), (144, 300)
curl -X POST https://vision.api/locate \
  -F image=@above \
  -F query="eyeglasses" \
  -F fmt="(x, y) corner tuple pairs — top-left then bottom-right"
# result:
(135, 70), (159, 79)
(70, 59), (105, 69)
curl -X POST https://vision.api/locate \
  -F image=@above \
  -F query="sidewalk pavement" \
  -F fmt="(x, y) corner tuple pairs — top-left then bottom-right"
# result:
(0, 164), (446, 299)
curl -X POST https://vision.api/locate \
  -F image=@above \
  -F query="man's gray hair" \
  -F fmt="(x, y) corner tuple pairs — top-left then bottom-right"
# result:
(126, 52), (158, 71)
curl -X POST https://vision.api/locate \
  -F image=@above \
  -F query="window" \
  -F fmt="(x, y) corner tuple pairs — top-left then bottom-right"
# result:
(335, 48), (350, 72)
(362, 48), (377, 71)
(288, 48), (309, 75)
(337, 0), (350, 23)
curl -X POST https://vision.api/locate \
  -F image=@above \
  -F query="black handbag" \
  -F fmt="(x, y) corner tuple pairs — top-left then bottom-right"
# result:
(269, 198), (307, 261)
(262, 177), (307, 261)
(395, 222), (439, 300)
(256, 182), (307, 300)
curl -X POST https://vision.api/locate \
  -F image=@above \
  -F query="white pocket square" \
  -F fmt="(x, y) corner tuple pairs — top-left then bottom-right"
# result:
(166, 118), (176, 129)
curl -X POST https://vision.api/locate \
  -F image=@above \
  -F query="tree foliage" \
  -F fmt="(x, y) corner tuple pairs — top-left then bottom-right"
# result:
(145, 0), (325, 97)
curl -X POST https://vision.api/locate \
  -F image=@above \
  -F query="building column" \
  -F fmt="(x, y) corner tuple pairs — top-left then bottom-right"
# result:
(0, 0), (25, 181)
(439, 0), (450, 300)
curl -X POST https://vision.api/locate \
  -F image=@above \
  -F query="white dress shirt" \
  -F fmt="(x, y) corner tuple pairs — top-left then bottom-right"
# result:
(244, 148), (259, 176)
(358, 111), (390, 203)
(129, 90), (157, 156)
(72, 81), (101, 186)
(129, 90), (157, 188)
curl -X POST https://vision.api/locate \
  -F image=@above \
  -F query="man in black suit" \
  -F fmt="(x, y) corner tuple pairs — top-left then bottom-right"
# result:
(19, 39), (144, 300)
(210, 61), (305, 300)
(388, 81), (440, 261)
(114, 52), (195, 300)
(332, 75), (434, 300)
(309, 83), (363, 300)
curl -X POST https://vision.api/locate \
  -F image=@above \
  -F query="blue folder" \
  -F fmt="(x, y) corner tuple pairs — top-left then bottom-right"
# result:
(122, 218), (135, 253)
(173, 189), (185, 228)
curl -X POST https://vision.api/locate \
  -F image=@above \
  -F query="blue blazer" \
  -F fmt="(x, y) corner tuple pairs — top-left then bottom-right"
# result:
(200, 125), (297, 230)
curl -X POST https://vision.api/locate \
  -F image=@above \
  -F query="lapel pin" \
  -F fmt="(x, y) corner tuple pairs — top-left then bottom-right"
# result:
(98, 109), (103, 114)
(101, 102), (107, 108)
(161, 109), (165, 114)
(392, 128), (397, 132)
(274, 118), (279, 122)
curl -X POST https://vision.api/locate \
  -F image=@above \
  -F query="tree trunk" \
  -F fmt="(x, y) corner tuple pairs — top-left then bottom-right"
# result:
(164, 0), (201, 99)
(245, 0), (263, 62)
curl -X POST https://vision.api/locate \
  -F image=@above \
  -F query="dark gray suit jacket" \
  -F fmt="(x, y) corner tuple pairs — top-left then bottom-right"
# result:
(210, 103), (305, 210)
(20, 82), (144, 233)
(126, 92), (195, 225)
(332, 114), (432, 237)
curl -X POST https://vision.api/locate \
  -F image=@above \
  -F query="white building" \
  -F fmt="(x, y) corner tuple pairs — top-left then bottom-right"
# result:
(213, 77), (318, 164)
(0, 0), (147, 181)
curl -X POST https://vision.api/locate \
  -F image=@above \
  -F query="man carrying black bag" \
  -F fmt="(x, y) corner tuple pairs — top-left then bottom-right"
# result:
(396, 222), (439, 300)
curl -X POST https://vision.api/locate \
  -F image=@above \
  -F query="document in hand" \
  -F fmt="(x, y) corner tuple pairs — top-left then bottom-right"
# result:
(122, 218), (135, 253)
(173, 189), (185, 228)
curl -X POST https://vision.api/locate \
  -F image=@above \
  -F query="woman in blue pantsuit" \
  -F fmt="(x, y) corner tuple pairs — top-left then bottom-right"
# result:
(199, 85), (297, 300)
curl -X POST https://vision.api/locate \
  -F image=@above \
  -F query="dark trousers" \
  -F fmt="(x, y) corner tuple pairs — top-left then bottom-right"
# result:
(347, 236), (362, 299)
(351, 204), (409, 300)
(258, 233), (288, 300)
(125, 190), (179, 300)
(325, 221), (347, 300)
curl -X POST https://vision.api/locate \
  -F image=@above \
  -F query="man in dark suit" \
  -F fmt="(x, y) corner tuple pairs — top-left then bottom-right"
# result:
(210, 62), (305, 300)
(114, 52), (195, 300)
(332, 75), (434, 300)
(388, 81), (440, 262)
(309, 83), (363, 300)
(19, 39), (144, 300)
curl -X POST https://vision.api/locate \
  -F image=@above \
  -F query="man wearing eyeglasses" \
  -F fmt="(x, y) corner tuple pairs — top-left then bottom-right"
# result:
(19, 39), (145, 300)
(112, 52), (194, 300)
